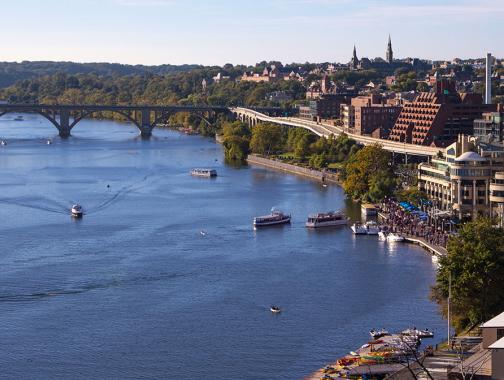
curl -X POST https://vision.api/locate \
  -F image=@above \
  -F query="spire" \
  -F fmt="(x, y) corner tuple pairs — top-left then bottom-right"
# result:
(386, 35), (393, 64)
(351, 45), (359, 70)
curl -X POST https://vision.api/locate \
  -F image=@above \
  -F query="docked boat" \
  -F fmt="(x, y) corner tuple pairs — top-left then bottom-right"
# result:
(71, 204), (83, 218)
(270, 305), (281, 313)
(370, 329), (390, 339)
(351, 223), (367, 235)
(365, 221), (380, 235)
(190, 168), (217, 178)
(402, 328), (434, 338)
(378, 231), (387, 241)
(306, 211), (348, 228)
(387, 233), (405, 242)
(253, 211), (291, 227)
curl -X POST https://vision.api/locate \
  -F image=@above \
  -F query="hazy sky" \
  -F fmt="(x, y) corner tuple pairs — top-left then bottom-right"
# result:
(1, 0), (502, 66)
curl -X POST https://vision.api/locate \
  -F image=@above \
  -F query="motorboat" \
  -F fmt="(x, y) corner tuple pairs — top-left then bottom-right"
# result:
(365, 221), (380, 235)
(351, 223), (367, 235)
(0, 140), (6, 146)
(378, 231), (387, 241)
(370, 329), (390, 339)
(190, 168), (217, 178)
(306, 211), (348, 228)
(14, 115), (23, 121)
(402, 328), (434, 338)
(270, 305), (282, 313)
(71, 204), (83, 218)
(387, 233), (405, 242)
(46, 139), (52, 145)
(254, 211), (291, 227)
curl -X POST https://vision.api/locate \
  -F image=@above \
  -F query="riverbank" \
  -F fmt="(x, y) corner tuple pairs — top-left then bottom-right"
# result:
(246, 154), (341, 184)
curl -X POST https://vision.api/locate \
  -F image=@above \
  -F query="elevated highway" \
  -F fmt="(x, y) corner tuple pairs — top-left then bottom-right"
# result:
(232, 107), (442, 158)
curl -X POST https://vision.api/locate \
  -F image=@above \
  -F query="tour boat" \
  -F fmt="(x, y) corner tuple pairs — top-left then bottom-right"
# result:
(370, 329), (390, 339)
(270, 305), (282, 314)
(306, 211), (348, 228)
(253, 211), (291, 227)
(365, 221), (380, 235)
(190, 168), (217, 178)
(71, 204), (83, 218)
(351, 223), (367, 235)
(386, 233), (405, 242)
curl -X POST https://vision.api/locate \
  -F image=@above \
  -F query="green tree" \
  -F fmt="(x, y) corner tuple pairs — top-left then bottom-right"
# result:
(431, 218), (504, 331)
(343, 143), (395, 201)
(250, 123), (284, 156)
(222, 121), (251, 162)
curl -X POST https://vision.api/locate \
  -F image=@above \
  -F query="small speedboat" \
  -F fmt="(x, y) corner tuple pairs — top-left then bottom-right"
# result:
(71, 204), (83, 218)
(378, 231), (387, 241)
(370, 329), (390, 339)
(0, 140), (7, 146)
(351, 223), (367, 235)
(14, 115), (23, 121)
(46, 140), (52, 145)
(191, 168), (217, 178)
(387, 233), (405, 242)
(254, 211), (291, 227)
(270, 305), (282, 313)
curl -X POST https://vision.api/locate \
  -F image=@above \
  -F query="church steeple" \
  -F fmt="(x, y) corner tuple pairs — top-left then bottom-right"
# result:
(351, 45), (359, 70)
(386, 35), (393, 64)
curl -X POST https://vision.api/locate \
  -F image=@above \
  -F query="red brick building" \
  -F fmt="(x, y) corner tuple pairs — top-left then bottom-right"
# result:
(388, 80), (496, 147)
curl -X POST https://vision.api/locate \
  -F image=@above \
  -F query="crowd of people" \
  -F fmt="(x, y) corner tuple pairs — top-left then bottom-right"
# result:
(379, 198), (450, 248)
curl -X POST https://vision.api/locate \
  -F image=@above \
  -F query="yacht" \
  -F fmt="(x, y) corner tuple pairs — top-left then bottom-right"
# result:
(387, 233), (405, 242)
(351, 223), (367, 235)
(253, 211), (291, 227)
(71, 204), (83, 218)
(306, 211), (348, 228)
(190, 168), (217, 178)
(365, 221), (380, 235)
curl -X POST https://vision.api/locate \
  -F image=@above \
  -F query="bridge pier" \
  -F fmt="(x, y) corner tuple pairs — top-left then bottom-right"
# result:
(58, 109), (71, 138)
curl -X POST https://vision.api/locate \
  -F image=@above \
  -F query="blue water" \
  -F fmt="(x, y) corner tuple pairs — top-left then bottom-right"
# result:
(0, 114), (445, 379)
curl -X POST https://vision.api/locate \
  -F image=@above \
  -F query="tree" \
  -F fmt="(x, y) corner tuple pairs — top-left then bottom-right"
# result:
(222, 121), (251, 162)
(343, 143), (395, 202)
(431, 218), (504, 331)
(249, 123), (284, 156)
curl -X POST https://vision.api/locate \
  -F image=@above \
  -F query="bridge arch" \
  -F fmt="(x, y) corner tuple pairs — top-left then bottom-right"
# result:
(0, 109), (61, 132)
(69, 109), (141, 131)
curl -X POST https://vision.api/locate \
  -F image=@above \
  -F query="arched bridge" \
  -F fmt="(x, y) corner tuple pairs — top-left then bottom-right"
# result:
(0, 104), (236, 138)
(232, 107), (442, 158)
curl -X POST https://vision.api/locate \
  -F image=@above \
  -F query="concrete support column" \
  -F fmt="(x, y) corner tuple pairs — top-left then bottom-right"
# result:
(140, 108), (153, 138)
(485, 180), (489, 206)
(473, 180), (477, 207)
(58, 109), (71, 138)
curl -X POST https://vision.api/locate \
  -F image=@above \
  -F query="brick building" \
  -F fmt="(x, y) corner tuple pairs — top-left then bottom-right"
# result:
(298, 93), (355, 121)
(388, 80), (495, 147)
(341, 94), (402, 138)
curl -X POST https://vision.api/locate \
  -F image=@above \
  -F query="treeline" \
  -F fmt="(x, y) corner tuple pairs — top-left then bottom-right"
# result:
(222, 121), (398, 202)
(0, 71), (306, 108)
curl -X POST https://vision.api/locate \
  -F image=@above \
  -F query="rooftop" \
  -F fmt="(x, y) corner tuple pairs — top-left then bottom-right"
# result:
(481, 311), (504, 328)
(489, 337), (504, 349)
(455, 151), (486, 162)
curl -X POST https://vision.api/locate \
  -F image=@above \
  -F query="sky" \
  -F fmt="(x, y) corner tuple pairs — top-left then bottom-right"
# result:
(0, 0), (502, 66)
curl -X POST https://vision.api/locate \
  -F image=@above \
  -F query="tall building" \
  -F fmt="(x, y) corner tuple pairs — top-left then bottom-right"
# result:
(340, 94), (402, 138)
(386, 35), (393, 64)
(474, 105), (504, 142)
(388, 80), (495, 147)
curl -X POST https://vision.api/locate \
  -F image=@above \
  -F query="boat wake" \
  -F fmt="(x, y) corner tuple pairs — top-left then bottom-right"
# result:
(0, 196), (69, 215)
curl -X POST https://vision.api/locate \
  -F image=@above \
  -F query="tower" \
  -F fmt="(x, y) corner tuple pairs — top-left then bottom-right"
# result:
(386, 35), (393, 64)
(350, 45), (359, 70)
(485, 53), (492, 104)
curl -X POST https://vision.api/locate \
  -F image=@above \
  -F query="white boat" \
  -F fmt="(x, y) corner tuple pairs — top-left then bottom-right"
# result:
(306, 211), (348, 228)
(351, 223), (367, 235)
(254, 211), (291, 227)
(365, 221), (380, 235)
(270, 306), (282, 313)
(378, 231), (387, 241)
(190, 168), (217, 178)
(0, 140), (6, 146)
(46, 140), (52, 145)
(71, 204), (83, 218)
(387, 233), (405, 242)
(401, 328), (434, 338)
(370, 329), (390, 339)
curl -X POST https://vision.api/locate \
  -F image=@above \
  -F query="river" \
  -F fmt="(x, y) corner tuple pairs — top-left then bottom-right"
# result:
(0, 115), (445, 379)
